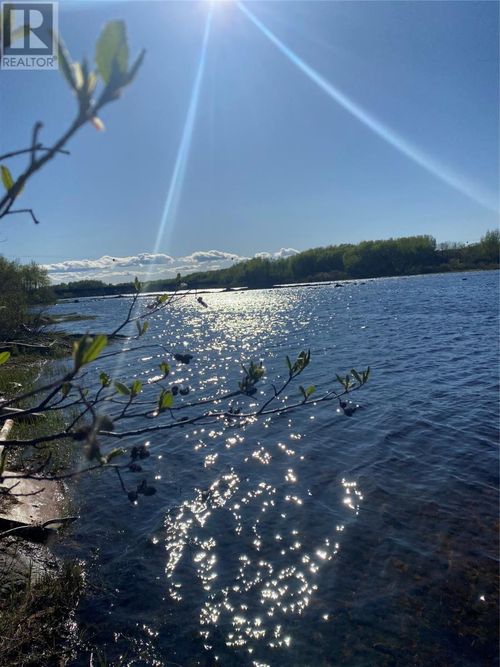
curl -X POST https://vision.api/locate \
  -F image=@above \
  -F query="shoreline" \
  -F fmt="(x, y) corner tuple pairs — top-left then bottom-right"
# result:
(55, 265), (499, 302)
(0, 338), (82, 665)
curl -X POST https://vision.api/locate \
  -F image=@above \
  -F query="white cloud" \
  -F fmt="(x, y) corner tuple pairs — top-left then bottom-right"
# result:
(254, 248), (299, 260)
(44, 247), (300, 284)
(185, 250), (242, 263)
(43, 253), (174, 273)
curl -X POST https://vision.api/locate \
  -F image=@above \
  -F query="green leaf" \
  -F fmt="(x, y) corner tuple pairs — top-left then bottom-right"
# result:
(335, 374), (347, 389)
(80, 334), (107, 366)
(71, 62), (84, 89)
(290, 350), (311, 376)
(299, 385), (315, 400)
(1, 165), (14, 191)
(80, 58), (89, 88)
(124, 48), (145, 86)
(134, 276), (141, 293)
(114, 381), (131, 396)
(248, 360), (264, 381)
(159, 362), (170, 377)
(61, 382), (72, 397)
(99, 371), (111, 387)
(351, 369), (362, 385)
(135, 320), (149, 336)
(87, 70), (97, 95)
(158, 389), (173, 411)
(95, 20), (129, 85)
(51, 31), (77, 90)
(105, 447), (126, 463)
(130, 380), (142, 397)
(72, 335), (91, 369)
(0, 351), (10, 365)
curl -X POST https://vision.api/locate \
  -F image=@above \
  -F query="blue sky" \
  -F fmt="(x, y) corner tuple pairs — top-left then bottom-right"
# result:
(0, 0), (498, 282)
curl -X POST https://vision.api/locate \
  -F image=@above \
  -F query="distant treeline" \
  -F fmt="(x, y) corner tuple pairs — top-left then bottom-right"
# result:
(0, 258), (55, 337)
(53, 232), (500, 298)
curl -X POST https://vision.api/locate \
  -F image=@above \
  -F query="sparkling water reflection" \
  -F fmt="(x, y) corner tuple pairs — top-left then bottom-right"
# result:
(53, 271), (499, 666)
(162, 461), (361, 660)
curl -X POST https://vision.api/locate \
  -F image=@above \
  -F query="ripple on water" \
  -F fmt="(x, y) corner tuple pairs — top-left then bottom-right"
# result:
(57, 271), (499, 666)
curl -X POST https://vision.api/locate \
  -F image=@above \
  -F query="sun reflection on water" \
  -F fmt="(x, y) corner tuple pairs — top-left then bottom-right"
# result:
(105, 288), (369, 660)
(163, 446), (363, 656)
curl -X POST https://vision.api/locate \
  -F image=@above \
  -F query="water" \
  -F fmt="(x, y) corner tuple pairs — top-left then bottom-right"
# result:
(52, 271), (499, 666)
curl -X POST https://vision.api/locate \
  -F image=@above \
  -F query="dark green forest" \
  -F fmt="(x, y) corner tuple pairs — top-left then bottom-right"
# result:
(53, 231), (499, 298)
(0, 258), (54, 337)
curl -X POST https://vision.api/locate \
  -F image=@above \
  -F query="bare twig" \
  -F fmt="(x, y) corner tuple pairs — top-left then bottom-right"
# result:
(30, 122), (43, 166)
(0, 145), (70, 162)
(3, 209), (40, 224)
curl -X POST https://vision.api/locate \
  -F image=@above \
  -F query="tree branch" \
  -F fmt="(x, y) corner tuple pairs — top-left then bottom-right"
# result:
(0, 145), (70, 162)
(3, 208), (40, 224)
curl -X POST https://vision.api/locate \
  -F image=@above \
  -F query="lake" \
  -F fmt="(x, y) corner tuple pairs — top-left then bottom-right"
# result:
(52, 270), (499, 666)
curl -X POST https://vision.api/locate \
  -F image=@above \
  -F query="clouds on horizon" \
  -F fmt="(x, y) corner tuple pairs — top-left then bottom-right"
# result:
(44, 248), (299, 284)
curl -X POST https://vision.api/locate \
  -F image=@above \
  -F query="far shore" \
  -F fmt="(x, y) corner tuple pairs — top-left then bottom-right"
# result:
(55, 266), (499, 303)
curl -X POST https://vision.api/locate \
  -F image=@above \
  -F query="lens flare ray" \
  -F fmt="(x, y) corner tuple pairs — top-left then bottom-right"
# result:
(110, 9), (212, 382)
(237, 1), (497, 212)
(151, 7), (213, 267)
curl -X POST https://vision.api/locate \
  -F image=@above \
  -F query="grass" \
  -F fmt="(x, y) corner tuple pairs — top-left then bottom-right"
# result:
(0, 345), (76, 474)
(0, 342), (83, 666)
(0, 557), (82, 666)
